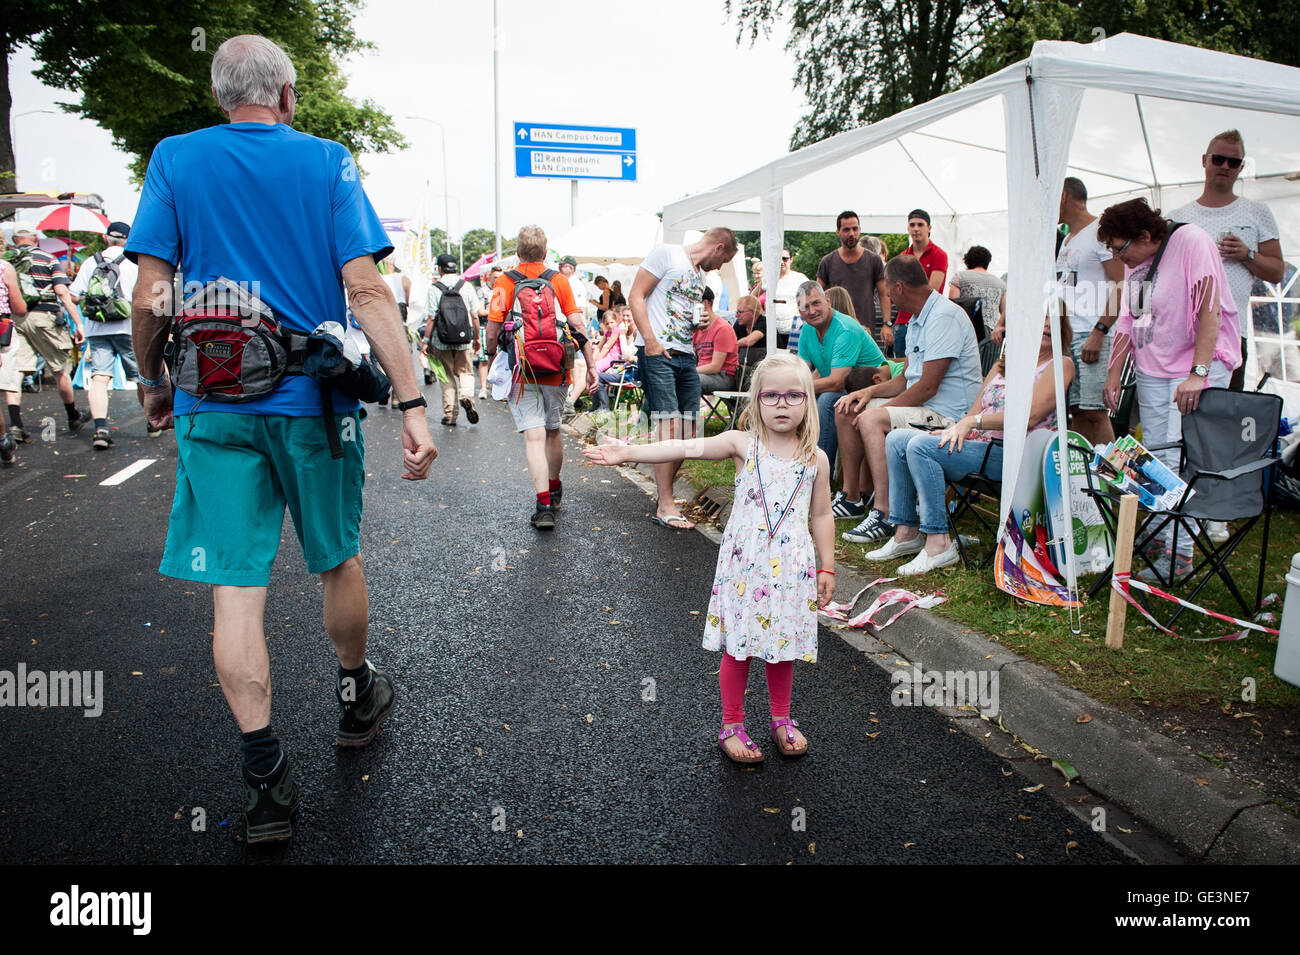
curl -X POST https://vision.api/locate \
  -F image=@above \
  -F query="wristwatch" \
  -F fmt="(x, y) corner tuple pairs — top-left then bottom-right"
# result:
(1093, 321), (1110, 335)
(1247, 249), (1256, 262)
(396, 395), (428, 412)
(1191, 364), (1210, 378)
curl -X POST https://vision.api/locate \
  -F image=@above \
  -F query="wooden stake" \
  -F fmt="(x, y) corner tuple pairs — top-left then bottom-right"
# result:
(1106, 494), (1140, 650)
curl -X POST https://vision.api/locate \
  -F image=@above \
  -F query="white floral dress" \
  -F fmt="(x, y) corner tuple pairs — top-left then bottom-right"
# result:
(702, 434), (819, 663)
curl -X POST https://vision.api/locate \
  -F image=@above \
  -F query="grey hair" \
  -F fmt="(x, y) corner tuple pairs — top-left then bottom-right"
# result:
(211, 35), (297, 112)
(795, 279), (824, 304)
(516, 225), (548, 262)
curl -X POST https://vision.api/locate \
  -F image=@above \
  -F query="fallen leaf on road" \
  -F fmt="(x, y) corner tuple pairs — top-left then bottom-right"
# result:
(1194, 777), (1208, 786)
(866, 732), (881, 739)
(1065, 840), (1078, 856)
(361, 774), (369, 782)
(1001, 769), (1014, 777)
(1069, 659), (1084, 673)
(475, 747), (483, 757)
(1118, 826), (1133, 834)
(808, 843), (815, 854)
(585, 714), (594, 723)
(503, 723), (510, 732)
(1015, 852), (1025, 860)
(763, 808), (780, 814)
(903, 842), (916, 848)
(609, 620), (621, 625)
(1022, 784), (1044, 793)
(1232, 711), (1256, 719)
(517, 830), (524, 838)
(1017, 814), (1031, 821)
(1052, 760), (1080, 781)
(1076, 714), (1092, 724)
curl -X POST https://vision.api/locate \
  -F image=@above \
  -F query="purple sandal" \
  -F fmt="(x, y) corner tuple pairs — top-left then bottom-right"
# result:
(770, 718), (808, 758)
(719, 724), (765, 764)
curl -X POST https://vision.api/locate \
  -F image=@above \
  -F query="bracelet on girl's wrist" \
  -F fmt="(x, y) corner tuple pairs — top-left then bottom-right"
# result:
(817, 568), (835, 575)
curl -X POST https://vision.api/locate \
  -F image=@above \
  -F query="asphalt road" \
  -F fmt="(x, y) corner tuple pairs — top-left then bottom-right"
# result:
(0, 384), (1130, 864)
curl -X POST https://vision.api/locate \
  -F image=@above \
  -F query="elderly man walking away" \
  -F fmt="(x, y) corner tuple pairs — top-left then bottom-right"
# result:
(128, 35), (436, 845)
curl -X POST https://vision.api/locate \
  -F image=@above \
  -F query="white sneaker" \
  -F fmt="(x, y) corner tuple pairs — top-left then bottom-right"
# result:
(478, 388), (487, 400)
(865, 536), (925, 561)
(1205, 521), (1229, 544)
(898, 544), (960, 576)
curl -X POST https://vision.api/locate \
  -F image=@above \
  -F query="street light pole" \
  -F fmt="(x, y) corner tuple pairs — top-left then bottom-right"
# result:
(405, 115), (452, 263)
(492, 0), (501, 259)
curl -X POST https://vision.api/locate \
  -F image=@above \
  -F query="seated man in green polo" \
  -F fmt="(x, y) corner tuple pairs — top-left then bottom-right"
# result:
(794, 280), (888, 466)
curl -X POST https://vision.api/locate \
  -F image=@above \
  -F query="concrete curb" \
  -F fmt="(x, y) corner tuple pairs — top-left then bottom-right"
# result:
(563, 419), (1300, 863)
(830, 561), (1300, 864)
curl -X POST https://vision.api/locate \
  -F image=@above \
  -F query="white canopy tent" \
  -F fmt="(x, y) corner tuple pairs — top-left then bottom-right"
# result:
(550, 206), (664, 265)
(663, 33), (1300, 596)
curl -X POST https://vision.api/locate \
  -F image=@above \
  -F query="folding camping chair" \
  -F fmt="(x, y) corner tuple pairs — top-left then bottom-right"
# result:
(1108, 354), (1139, 437)
(979, 338), (1001, 376)
(946, 438), (1003, 568)
(606, 363), (641, 413)
(1080, 388), (1282, 628)
(701, 363), (756, 432)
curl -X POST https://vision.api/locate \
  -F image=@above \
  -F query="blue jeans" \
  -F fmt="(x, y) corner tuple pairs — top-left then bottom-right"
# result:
(816, 390), (844, 462)
(886, 429), (1004, 534)
(637, 347), (701, 427)
(892, 322), (908, 359)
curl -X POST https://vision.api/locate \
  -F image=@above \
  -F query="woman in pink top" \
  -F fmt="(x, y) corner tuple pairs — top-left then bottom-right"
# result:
(1098, 199), (1241, 579)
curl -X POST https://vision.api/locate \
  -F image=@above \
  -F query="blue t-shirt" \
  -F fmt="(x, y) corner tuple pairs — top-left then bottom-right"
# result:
(903, 291), (983, 421)
(127, 122), (392, 416)
(797, 310), (886, 380)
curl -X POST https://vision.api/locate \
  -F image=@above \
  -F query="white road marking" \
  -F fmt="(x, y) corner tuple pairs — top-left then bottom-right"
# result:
(100, 458), (157, 487)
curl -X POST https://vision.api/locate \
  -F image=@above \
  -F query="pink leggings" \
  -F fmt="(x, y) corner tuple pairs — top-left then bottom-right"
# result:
(719, 653), (793, 725)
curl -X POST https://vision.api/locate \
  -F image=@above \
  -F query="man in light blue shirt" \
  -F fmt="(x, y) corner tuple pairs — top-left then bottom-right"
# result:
(832, 255), (982, 542)
(795, 281), (888, 462)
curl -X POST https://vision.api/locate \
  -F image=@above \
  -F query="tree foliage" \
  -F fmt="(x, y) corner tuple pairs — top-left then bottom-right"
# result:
(5, 0), (402, 190)
(730, 0), (1300, 151)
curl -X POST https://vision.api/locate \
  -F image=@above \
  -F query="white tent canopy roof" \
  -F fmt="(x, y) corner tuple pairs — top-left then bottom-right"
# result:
(550, 206), (664, 265)
(663, 33), (1300, 264)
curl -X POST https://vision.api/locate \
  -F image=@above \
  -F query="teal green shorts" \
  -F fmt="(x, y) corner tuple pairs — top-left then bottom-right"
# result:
(160, 411), (366, 586)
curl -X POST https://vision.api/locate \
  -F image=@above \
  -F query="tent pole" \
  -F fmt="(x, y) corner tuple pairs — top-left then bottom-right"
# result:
(1134, 95), (1161, 207)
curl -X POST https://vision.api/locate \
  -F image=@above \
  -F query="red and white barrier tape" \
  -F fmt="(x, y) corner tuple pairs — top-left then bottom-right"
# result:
(819, 577), (947, 630)
(1111, 571), (1279, 642)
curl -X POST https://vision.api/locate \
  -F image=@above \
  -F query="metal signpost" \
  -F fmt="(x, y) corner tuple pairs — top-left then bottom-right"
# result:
(514, 122), (637, 225)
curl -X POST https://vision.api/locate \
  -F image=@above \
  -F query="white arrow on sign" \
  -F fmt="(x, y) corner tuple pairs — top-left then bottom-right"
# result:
(624, 155), (634, 166)
(518, 128), (528, 139)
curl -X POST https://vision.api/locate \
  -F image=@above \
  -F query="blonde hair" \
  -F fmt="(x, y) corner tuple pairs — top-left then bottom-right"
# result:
(1207, 129), (1244, 154)
(824, 285), (856, 319)
(738, 352), (820, 465)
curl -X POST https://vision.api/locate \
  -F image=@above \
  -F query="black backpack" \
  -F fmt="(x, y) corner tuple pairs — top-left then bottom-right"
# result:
(432, 279), (473, 345)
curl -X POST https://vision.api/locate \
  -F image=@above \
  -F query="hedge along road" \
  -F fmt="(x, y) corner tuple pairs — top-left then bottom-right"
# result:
(0, 387), (1128, 864)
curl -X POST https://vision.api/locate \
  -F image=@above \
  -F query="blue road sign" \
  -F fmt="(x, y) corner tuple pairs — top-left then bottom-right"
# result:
(514, 122), (637, 182)
(514, 122), (635, 152)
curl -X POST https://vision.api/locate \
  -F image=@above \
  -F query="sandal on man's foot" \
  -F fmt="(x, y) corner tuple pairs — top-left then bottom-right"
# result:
(719, 723), (764, 764)
(770, 717), (808, 757)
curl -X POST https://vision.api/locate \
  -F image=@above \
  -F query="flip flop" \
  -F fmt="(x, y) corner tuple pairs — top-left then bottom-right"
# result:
(770, 717), (808, 758)
(650, 514), (694, 530)
(719, 724), (764, 764)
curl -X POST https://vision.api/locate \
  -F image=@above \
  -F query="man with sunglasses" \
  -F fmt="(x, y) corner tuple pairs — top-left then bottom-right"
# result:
(1169, 130), (1284, 392)
(770, 248), (808, 350)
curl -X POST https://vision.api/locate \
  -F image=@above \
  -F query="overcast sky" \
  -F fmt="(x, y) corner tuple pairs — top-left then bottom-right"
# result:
(9, 0), (803, 240)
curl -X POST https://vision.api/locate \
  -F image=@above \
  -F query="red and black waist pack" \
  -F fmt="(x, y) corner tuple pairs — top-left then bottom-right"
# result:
(167, 277), (309, 401)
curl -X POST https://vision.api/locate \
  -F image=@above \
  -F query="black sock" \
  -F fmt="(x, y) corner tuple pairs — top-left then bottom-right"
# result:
(94, 418), (108, 430)
(338, 662), (373, 705)
(240, 726), (283, 779)
(7, 406), (21, 429)
(64, 402), (78, 423)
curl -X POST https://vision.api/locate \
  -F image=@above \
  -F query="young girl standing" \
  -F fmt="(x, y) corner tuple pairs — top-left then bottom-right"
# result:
(583, 352), (835, 763)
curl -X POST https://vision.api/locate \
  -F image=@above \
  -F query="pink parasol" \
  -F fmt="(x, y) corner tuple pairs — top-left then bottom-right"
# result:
(33, 203), (112, 234)
(38, 237), (85, 254)
(462, 251), (498, 281)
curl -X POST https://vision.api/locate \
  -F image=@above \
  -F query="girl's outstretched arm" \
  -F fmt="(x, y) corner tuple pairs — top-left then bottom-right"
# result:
(809, 449), (836, 606)
(583, 429), (749, 467)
